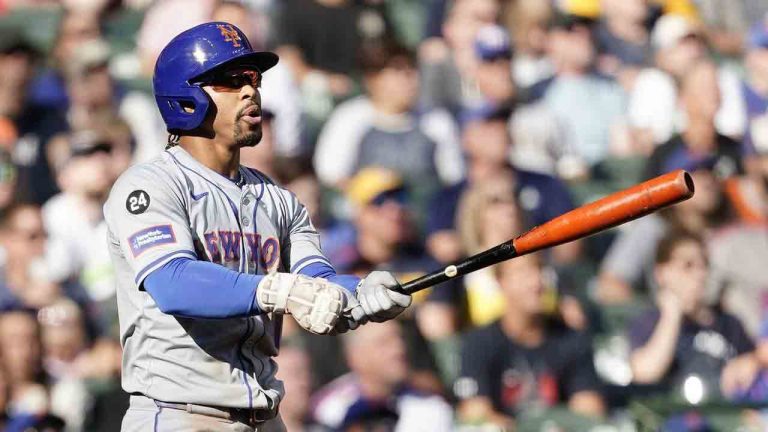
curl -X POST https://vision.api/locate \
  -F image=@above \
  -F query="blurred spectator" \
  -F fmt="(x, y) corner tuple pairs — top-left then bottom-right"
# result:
(274, 343), (321, 431)
(644, 60), (743, 180)
(425, 109), (578, 266)
(0, 205), (60, 310)
(455, 173), (525, 327)
(275, 0), (390, 121)
(326, 168), (413, 274)
(0, 28), (67, 205)
(325, 168), (454, 386)
(310, 320), (453, 431)
(628, 14), (746, 147)
(472, 24), (515, 109)
(28, 9), (102, 110)
(37, 299), (122, 431)
(0, 309), (47, 418)
(32, 29), (143, 175)
(39, 299), (89, 431)
(136, 0), (215, 76)
(455, 255), (604, 428)
(42, 130), (125, 319)
(537, 13), (628, 167)
(629, 231), (755, 403)
(503, 0), (555, 88)
(594, 0), (651, 75)
(709, 222), (768, 339)
(727, 29), (768, 222)
(0, 150), (17, 213)
(419, 0), (500, 114)
(598, 167), (731, 303)
(273, 157), (322, 228)
(314, 41), (463, 208)
(63, 40), (117, 132)
(694, 0), (749, 57)
(742, 17), (768, 163)
(719, 317), (768, 403)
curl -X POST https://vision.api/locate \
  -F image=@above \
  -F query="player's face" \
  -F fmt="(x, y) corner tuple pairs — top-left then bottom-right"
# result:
(202, 67), (263, 148)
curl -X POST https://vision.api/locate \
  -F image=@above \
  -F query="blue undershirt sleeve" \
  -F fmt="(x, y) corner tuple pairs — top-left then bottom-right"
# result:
(143, 257), (265, 319)
(296, 262), (360, 293)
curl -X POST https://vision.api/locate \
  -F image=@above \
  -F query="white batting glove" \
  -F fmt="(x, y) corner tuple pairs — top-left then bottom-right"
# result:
(355, 271), (412, 323)
(332, 289), (368, 334)
(256, 273), (346, 335)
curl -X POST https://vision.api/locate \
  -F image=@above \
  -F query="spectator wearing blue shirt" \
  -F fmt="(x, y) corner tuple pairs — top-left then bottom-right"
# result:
(425, 106), (579, 266)
(741, 20), (768, 158)
(629, 231), (755, 400)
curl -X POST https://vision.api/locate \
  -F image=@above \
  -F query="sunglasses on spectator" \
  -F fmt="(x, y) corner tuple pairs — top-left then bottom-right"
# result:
(199, 68), (262, 92)
(370, 188), (407, 206)
(72, 142), (112, 158)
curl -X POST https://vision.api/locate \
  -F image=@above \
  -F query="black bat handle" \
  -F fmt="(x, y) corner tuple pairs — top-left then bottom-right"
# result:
(396, 241), (518, 294)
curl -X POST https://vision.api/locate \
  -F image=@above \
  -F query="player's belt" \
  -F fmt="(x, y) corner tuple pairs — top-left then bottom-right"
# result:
(152, 399), (277, 425)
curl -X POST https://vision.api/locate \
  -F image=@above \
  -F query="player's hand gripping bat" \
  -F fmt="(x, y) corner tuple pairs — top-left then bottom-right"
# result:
(396, 170), (695, 295)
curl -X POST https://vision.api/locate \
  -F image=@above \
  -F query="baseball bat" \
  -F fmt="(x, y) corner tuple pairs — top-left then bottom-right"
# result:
(398, 170), (695, 295)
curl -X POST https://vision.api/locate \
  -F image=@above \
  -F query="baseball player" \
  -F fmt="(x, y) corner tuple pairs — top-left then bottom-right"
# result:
(103, 22), (411, 431)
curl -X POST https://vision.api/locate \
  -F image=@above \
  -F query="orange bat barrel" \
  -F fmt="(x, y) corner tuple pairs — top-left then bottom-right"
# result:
(514, 169), (694, 255)
(398, 170), (694, 295)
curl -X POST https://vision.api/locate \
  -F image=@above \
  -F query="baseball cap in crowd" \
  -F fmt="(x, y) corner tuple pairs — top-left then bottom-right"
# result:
(651, 14), (702, 51)
(558, 0), (601, 19)
(68, 130), (112, 158)
(474, 25), (512, 61)
(346, 167), (406, 208)
(459, 103), (512, 126)
(65, 39), (110, 78)
(547, 11), (594, 32)
(747, 16), (768, 50)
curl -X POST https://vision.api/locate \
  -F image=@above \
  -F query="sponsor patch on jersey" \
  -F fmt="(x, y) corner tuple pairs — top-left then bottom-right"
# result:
(128, 225), (176, 257)
(126, 190), (151, 214)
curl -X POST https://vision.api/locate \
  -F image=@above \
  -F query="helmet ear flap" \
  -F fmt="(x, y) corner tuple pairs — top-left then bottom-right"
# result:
(155, 85), (211, 131)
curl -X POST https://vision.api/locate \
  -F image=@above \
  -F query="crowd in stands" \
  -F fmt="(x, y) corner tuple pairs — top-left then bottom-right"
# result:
(2, 0), (768, 430)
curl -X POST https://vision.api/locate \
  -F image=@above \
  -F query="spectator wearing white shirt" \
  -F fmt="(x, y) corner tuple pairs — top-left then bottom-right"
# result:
(628, 14), (746, 148)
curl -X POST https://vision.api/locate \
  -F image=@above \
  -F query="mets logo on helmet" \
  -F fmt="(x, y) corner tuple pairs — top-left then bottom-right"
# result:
(217, 24), (241, 48)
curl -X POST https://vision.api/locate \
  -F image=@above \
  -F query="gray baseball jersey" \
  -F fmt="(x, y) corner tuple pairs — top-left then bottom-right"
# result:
(104, 146), (330, 410)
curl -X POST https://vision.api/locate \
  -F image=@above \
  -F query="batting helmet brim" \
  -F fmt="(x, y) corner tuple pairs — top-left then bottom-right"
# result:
(190, 51), (279, 82)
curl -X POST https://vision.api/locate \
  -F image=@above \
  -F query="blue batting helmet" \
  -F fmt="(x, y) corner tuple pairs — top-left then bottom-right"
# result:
(153, 22), (278, 132)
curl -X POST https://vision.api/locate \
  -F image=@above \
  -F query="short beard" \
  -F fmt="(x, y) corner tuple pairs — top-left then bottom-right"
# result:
(233, 121), (261, 148)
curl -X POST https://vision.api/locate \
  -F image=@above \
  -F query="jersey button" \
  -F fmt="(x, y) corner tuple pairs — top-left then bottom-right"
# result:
(242, 217), (250, 226)
(243, 198), (251, 206)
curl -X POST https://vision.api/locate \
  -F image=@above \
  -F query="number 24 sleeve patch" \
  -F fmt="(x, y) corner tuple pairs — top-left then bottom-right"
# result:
(126, 190), (150, 214)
